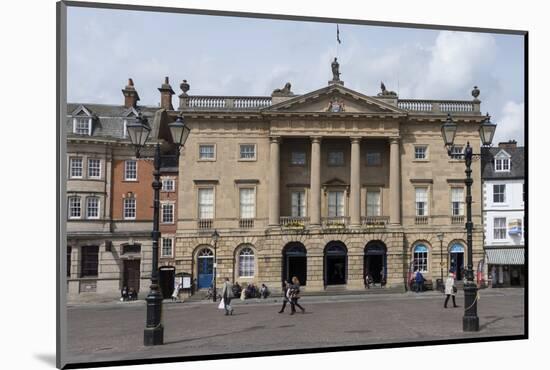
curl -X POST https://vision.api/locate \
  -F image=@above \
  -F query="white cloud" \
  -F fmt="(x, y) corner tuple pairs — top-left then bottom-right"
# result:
(494, 101), (524, 145)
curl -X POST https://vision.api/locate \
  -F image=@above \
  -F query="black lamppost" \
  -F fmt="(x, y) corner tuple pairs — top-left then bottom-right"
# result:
(211, 229), (220, 302)
(436, 232), (444, 291)
(440, 112), (496, 332)
(127, 113), (190, 346)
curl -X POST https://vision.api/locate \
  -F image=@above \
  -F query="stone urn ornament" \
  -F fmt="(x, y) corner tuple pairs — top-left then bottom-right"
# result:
(471, 86), (480, 100)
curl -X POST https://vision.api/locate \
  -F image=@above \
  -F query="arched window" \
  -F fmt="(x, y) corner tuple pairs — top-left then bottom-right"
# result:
(239, 247), (255, 277)
(413, 244), (429, 273)
(198, 248), (213, 257)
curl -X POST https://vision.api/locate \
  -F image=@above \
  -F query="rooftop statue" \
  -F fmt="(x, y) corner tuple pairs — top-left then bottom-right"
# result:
(272, 82), (294, 96)
(331, 57), (341, 81)
(377, 81), (397, 97)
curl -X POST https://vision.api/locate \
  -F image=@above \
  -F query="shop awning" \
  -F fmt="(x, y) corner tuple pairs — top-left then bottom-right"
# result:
(486, 248), (524, 265)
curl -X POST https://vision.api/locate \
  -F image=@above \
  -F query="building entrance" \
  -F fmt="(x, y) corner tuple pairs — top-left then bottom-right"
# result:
(197, 248), (214, 289)
(283, 242), (307, 285)
(324, 241), (347, 286)
(123, 259), (141, 293)
(449, 243), (465, 280)
(159, 266), (175, 299)
(364, 242), (387, 285)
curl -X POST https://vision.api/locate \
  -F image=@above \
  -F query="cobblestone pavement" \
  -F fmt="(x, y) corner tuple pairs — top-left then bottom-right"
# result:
(65, 288), (525, 365)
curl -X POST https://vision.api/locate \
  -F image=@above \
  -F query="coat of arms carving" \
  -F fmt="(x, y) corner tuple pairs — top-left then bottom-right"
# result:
(326, 98), (345, 112)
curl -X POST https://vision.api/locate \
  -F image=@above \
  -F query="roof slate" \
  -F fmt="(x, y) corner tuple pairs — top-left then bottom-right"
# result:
(66, 103), (160, 141)
(481, 146), (525, 179)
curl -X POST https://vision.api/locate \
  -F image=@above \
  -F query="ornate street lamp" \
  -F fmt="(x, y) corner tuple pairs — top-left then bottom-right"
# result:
(211, 229), (220, 302)
(127, 112), (190, 346)
(436, 232), (444, 292)
(440, 112), (496, 332)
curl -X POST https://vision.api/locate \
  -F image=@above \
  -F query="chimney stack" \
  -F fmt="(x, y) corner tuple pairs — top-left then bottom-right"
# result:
(158, 76), (175, 110)
(498, 140), (517, 149)
(122, 78), (140, 108)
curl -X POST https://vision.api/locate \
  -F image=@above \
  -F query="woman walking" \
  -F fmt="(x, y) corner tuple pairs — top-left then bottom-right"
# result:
(289, 276), (305, 315)
(444, 272), (458, 308)
(221, 277), (234, 315)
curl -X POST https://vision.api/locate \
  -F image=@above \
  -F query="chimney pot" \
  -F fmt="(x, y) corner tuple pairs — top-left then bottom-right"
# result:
(158, 76), (175, 110)
(122, 78), (140, 108)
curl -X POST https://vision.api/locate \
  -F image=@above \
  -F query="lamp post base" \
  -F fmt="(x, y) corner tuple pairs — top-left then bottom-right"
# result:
(144, 325), (164, 346)
(144, 288), (164, 346)
(462, 282), (480, 332)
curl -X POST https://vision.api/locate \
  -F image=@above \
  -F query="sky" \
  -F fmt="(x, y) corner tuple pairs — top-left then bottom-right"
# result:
(67, 7), (525, 145)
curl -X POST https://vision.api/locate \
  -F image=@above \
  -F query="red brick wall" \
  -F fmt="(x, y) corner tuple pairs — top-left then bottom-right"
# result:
(112, 158), (154, 220)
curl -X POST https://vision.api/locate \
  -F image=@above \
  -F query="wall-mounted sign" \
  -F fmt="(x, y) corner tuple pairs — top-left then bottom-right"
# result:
(508, 219), (522, 235)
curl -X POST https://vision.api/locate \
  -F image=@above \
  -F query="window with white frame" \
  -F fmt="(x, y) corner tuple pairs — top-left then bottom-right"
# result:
(415, 187), (428, 216)
(366, 190), (381, 216)
(124, 160), (137, 181)
(123, 119), (128, 138)
(162, 178), (175, 192)
(494, 217), (507, 240)
(414, 146), (428, 160)
(74, 117), (91, 135)
(328, 191), (345, 217)
(239, 188), (255, 219)
(451, 187), (464, 216)
(493, 184), (506, 203)
(238, 247), (255, 277)
(88, 159), (101, 178)
(239, 144), (256, 160)
(69, 158), (83, 178)
(291, 151), (306, 165)
(86, 197), (99, 219)
(495, 156), (510, 172)
(161, 238), (173, 258)
(161, 203), (174, 224)
(413, 244), (429, 272)
(199, 144), (215, 160)
(291, 191), (306, 217)
(123, 198), (136, 219)
(366, 152), (381, 166)
(328, 150), (344, 166)
(450, 145), (464, 159)
(198, 188), (214, 219)
(68, 196), (81, 219)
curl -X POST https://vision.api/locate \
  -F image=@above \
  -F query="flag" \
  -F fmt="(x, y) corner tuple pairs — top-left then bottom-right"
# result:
(337, 24), (341, 44)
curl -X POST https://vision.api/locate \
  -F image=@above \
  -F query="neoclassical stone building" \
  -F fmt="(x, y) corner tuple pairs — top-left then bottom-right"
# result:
(162, 71), (487, 292)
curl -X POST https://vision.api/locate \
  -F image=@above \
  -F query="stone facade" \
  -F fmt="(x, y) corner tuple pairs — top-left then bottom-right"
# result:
(166, 80), (487, 292)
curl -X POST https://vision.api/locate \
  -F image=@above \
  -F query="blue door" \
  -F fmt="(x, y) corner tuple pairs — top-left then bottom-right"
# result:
(197, 248), (214, 289)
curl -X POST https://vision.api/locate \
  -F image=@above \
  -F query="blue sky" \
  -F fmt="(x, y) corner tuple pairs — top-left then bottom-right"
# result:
(67, 7), (525, 144)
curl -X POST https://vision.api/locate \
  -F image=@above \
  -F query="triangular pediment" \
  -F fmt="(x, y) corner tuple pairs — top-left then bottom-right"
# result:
(265, 84), (406, 115)
(123, 107), (140, 117)
(323, 177), (348, 187)
(71, 105), (93, 117)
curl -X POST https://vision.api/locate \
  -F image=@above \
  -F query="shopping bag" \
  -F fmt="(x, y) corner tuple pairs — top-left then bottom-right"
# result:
(218, 298), (225, 309)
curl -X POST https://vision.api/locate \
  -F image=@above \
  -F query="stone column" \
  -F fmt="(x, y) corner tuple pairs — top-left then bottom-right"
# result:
(389, 137), (401, 225)
(268, 136), (281, 226)
(310, 136), (322, 226)
(350, 137), (362, 227)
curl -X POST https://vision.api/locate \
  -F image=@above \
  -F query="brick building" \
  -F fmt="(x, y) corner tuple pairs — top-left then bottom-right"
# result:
(66, 79), (179, 302)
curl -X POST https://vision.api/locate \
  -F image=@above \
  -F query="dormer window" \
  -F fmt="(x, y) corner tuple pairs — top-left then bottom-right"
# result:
(494, 150), (511, 172)
(73, 117), (92, 135)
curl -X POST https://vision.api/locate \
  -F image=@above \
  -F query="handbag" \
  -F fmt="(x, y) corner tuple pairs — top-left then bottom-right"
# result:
(452, 286), (457, 293)
(218, 298), (225, 309)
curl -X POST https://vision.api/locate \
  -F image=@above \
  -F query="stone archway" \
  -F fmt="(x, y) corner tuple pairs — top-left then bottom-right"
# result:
(282, 242), (307, 286)
(364, 241), (387, 285)
(324, 241), (348, 286)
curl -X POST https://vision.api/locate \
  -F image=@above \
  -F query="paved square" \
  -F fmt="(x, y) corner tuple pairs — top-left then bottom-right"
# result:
(66, 289), (525, 364)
